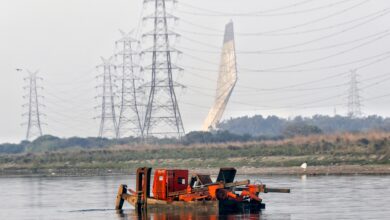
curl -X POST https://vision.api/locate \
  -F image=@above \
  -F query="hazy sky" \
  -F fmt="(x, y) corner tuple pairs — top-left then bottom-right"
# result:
(1, 0), (390, 143)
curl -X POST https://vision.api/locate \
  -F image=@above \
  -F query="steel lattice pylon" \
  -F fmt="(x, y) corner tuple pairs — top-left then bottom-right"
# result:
(23, 70), (44, 140)
(97, 57), (118, 138)
(115, 30), (143, 138)
(141, 0), (185, 138)
(347, 70), (362, 118)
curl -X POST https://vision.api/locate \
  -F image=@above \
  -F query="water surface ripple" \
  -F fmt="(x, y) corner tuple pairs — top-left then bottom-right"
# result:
(0, 175), (389, 219)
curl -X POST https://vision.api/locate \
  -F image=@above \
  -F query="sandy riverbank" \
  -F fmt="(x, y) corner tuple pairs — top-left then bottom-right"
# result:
(1, 165), (389, 177)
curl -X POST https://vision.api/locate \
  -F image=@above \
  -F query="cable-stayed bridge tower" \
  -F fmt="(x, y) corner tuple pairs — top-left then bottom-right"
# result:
(97, 57), (118, 138)
(347, 70), (362, 118)
(115, 30), (143, 138)
(141, 0), (185, 138)
(23, 70), (45, 140)
(202, 21), (238, 131)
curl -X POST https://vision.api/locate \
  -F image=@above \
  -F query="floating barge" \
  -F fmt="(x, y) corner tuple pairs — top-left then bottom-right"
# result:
(115, 167), (290, 213)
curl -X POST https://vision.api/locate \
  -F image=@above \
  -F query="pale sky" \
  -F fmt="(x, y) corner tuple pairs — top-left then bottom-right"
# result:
(1, 0), (390, 143)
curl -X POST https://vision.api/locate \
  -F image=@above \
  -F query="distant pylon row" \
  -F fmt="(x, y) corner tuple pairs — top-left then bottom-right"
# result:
(96, 57), (118, 138)
(96, 31), (143, 139)
(347, 69), (363, 118)
(142, 0), (185, 138)
(97, 0), (185, 139)
(115, 30), (143, 139)
(22, 70), (45, 141)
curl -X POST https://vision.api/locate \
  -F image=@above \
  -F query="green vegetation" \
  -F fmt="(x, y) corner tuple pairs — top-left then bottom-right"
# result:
(0, 131), (274, 154)
(0, 132), (389, 174)
(283, 122), (323, 137)
(4, 114), (390, 155)
(218, 115), (390, 136)
(0, 135), (139, 154)
(1, 114), (390, 175)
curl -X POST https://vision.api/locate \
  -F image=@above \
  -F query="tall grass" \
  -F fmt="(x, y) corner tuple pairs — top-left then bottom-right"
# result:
(0, 132), (389, 170)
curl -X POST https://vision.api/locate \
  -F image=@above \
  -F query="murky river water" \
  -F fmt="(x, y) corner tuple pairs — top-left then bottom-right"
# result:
(0, 174), (389, 219)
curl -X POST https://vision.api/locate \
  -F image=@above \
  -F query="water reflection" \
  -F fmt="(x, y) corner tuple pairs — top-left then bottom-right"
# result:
(117, 210), (263, 220)
(115, 209), (288, 220)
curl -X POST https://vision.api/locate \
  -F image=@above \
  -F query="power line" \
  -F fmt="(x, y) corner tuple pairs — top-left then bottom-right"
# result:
(239, 50), (390, 73)
(44, 116), (96, 135)
(363, 91), (390, 102)
(44, 67), (97, 86)
(178, 27), (390, 55)
(183, 32), (390, 73)
(251, 29), (390, 54)
(360, 73), (390, 90)
(235, 82), (350, 94)
(44, 99), (94, 113)
(183, 50), (390, 74)
(186, 83), (347, 109)
(183, 55), (390, 96)
(189, 82), (348, 106)
(44, 89), (95, 104)
(184, 75), (349, 93)
(179, 0), (316, 16)
(44, 105), (93, 121)
(179, 8), (390, 54)
(178, 0), (371, 37)
(177, 0), (354, 17)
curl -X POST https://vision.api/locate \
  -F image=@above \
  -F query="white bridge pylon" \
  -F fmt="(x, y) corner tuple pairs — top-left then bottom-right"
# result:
(202, 21), (238, 131)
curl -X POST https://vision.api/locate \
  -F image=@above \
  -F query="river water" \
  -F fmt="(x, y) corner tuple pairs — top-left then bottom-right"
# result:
(0, 174), (389, 219)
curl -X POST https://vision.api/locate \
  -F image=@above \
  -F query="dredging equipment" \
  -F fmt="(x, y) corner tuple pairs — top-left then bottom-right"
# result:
(115, 167), (290, 213)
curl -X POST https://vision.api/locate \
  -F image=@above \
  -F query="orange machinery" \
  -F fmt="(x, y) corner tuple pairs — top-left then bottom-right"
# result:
(116, 167), (290, 213)
(153, 169), (189, 200)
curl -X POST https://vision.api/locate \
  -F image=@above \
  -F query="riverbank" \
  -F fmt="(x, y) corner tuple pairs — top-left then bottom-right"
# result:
(1, 165), (389, 177)
(1, 132), (388, 177)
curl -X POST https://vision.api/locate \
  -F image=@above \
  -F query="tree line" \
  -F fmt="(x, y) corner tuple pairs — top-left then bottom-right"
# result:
(2, 114), (390, 154)
(218, 114), (390, 136)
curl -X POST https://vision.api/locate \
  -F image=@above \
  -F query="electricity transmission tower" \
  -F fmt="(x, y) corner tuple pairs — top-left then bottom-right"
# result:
(97, 57), (118, 138)
(347, 70), (362, 118)
(115, 30), (143, 138)
(23, 70), (44, 140)
(141, 0), (185, 138)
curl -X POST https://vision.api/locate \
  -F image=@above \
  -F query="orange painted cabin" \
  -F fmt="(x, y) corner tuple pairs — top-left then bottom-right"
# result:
(152, 169), (189, 201)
